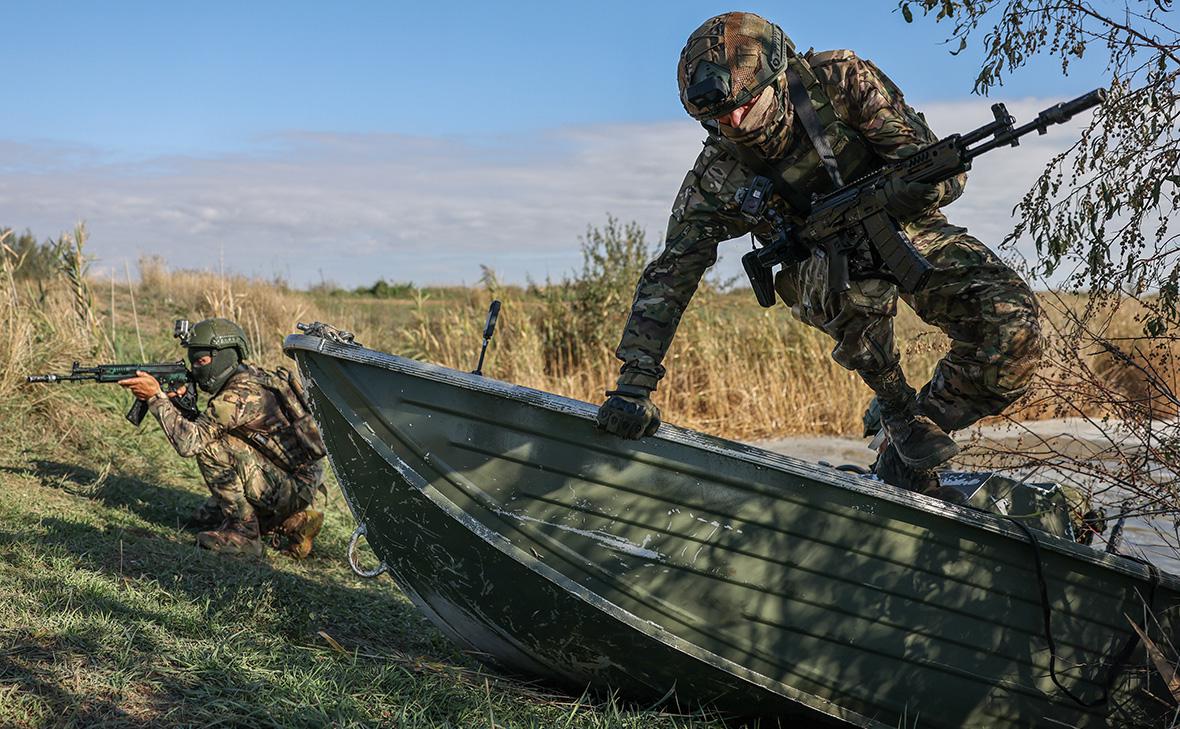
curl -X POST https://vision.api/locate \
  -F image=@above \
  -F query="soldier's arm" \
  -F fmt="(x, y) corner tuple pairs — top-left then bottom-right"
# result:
(615, 142), (752, 390)
(819, 50), (966, 206)
(146, 382), (249, 457)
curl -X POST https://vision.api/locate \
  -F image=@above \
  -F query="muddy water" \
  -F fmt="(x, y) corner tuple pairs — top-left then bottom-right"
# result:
(756, 419), (1180, 576)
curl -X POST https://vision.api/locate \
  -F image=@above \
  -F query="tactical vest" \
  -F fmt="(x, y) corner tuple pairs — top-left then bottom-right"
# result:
(228, 365), (327, 473)
(708, 51), (885, 216)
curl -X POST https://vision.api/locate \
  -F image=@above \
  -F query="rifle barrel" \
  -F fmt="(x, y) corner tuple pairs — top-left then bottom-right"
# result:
(967, 88), (1106, 159)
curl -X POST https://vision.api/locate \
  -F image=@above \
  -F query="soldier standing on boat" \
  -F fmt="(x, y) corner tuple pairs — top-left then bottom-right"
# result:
(118, 318), (328, 557)
(596, 12), (1042, 499)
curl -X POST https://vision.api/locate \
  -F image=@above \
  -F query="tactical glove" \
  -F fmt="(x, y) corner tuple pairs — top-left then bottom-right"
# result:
(882, 177), (941, 222)
(596, 385), (661, 439)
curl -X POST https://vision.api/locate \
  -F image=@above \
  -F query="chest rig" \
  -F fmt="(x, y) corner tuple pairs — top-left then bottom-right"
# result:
(224, 365), (327, 473)
(707, 53), (883, 218)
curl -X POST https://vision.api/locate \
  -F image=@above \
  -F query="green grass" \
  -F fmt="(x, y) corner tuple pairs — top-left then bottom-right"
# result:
(0, 390), (736, 729)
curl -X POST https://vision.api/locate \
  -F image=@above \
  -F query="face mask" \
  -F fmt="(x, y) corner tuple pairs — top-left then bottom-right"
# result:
(719, 76), (794, 160)
(190, 347), (240, 394)
(719, 84), (776, 135)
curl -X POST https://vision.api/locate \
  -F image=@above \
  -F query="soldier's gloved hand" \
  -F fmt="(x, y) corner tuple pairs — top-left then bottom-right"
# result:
(596, 385), (661, 439)
(882, 177), (941, 222)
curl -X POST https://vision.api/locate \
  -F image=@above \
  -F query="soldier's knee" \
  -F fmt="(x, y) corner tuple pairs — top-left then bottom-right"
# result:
(964, 324), (1039, 424)
(827, 307), (899, 372)
(992, 296), (1043, 398)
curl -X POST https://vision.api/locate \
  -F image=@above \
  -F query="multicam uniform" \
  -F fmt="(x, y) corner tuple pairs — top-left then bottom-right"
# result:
(615, 49), (1042, 434)
(147, 364), (326, 527)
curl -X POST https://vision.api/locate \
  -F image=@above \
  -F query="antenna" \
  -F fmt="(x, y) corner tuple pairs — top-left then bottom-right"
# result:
(472, 300), (501, 376)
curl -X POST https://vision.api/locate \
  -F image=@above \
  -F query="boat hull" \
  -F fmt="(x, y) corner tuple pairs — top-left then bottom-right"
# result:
(285, 334), (1180, 728)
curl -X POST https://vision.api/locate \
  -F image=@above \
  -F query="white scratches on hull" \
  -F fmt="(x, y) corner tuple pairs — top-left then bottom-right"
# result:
(496, 509), (666, 562)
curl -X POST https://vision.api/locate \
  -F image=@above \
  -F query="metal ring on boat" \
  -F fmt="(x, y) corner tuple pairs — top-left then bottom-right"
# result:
(347, 523), (388, 579)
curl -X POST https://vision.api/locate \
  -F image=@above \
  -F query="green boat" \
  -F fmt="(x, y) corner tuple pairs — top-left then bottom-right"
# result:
(283, 325), (1178, 728)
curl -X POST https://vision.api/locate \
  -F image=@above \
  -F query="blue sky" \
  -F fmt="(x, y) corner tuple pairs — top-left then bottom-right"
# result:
(0, 2), (1111, 285)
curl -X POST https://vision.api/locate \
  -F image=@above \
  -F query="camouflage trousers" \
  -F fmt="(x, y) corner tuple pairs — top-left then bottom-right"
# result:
(196, 434), (325, 526)
(775, 212), (1043, 432)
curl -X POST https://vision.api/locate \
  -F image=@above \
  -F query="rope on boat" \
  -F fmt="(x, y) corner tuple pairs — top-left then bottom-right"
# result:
(348, 522), (388, 579)
(1008, 516), (1161, 708)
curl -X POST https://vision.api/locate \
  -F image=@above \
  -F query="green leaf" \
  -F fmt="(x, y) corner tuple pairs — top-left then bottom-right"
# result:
(902, 4), (914, 23)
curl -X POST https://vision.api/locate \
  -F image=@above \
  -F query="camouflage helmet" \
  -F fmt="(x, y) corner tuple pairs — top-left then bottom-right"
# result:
(184, 318), (249, 394)
(677, 12), (795, 121)
(185, 318), (250, 359)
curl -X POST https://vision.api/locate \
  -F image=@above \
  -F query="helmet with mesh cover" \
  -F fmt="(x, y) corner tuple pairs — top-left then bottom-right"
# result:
(677, 12), (795, 122)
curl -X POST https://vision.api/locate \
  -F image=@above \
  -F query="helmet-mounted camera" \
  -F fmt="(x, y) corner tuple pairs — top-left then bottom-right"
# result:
(173, 319), (192, 346)
(686, 60), (731, 109)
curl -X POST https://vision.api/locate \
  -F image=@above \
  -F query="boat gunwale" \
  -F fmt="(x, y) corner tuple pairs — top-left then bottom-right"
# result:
(282, 333), (1180, 590)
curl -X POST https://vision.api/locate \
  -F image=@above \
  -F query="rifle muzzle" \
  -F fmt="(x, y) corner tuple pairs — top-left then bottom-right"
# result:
(1040, 88), (1107, 128)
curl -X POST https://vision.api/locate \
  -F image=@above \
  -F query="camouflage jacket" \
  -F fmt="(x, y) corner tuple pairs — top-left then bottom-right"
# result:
(615, 50), (966, 391)
(148, 363), (325, 472)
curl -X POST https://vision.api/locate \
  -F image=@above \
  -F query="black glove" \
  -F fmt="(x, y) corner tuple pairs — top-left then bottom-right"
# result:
(1076, 508), (1107, 546)
(882, 176), (941, 221)
(596, 385), (661, 439)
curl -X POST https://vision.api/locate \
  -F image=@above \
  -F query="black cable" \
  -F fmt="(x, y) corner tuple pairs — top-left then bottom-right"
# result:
(1007, 516), (1161, 709)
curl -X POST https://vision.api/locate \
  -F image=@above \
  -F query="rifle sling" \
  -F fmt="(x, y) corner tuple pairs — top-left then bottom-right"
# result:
(786, 68), (845, 188)
(707, 68), (847, 213)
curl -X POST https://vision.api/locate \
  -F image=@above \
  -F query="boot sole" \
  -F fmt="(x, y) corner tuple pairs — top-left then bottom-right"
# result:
(897, 439), (961, 470)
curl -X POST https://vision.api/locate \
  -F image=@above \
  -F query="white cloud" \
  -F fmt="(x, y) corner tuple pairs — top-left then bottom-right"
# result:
(0, 97), (1092, 287)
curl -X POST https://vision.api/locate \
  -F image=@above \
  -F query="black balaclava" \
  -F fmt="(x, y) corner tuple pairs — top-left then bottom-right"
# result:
(189, 347), (240, 394)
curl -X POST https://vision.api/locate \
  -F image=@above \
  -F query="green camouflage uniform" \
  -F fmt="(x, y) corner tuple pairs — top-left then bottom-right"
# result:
(615, 50), (1042, 433)
(147, 364), (325, 525)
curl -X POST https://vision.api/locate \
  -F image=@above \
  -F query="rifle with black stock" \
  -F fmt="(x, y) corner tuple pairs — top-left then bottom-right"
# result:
(27, 361), (199, 425)
(741, 88), (1108, 308)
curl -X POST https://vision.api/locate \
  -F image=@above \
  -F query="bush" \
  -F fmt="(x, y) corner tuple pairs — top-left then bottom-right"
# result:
(0, 227), (58, 281)
(532, 216), (651, 375)
(355, 279), (416, 299)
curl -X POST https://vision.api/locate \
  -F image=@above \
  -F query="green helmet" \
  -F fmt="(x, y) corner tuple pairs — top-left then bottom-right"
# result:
(185, 318), (249, 394)
(677, 12), (795, 122)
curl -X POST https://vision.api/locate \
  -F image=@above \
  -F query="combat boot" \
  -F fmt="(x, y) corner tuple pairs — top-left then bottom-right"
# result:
(874, 445), (966, 505)
(197, 516), (264, 557)
(276, 509), (324, 559)
(861, 365), (959, 470)
(183, 499), (223, 531)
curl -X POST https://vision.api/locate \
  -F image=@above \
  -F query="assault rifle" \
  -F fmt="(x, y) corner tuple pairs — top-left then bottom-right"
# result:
(27, 361), (198, 425)
(741, 88), (1107, 307)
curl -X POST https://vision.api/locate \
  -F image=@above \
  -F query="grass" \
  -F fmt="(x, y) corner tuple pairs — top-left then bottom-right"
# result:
(0, 389), (735, 728)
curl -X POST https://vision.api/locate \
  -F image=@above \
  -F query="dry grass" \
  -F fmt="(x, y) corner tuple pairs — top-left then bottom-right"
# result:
(388, 288), (947, 439)
(137, 255), (310, 362)
(0, 231), (106, 407)
(1008, 293), (1180, 422)
(8, 234), (1171, 448)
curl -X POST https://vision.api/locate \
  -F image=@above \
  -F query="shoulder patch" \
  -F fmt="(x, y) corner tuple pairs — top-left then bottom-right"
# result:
(808, 49), (857, 67)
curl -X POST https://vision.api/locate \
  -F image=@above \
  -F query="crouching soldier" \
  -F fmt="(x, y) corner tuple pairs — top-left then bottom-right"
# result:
(119, 318), (328, 558)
